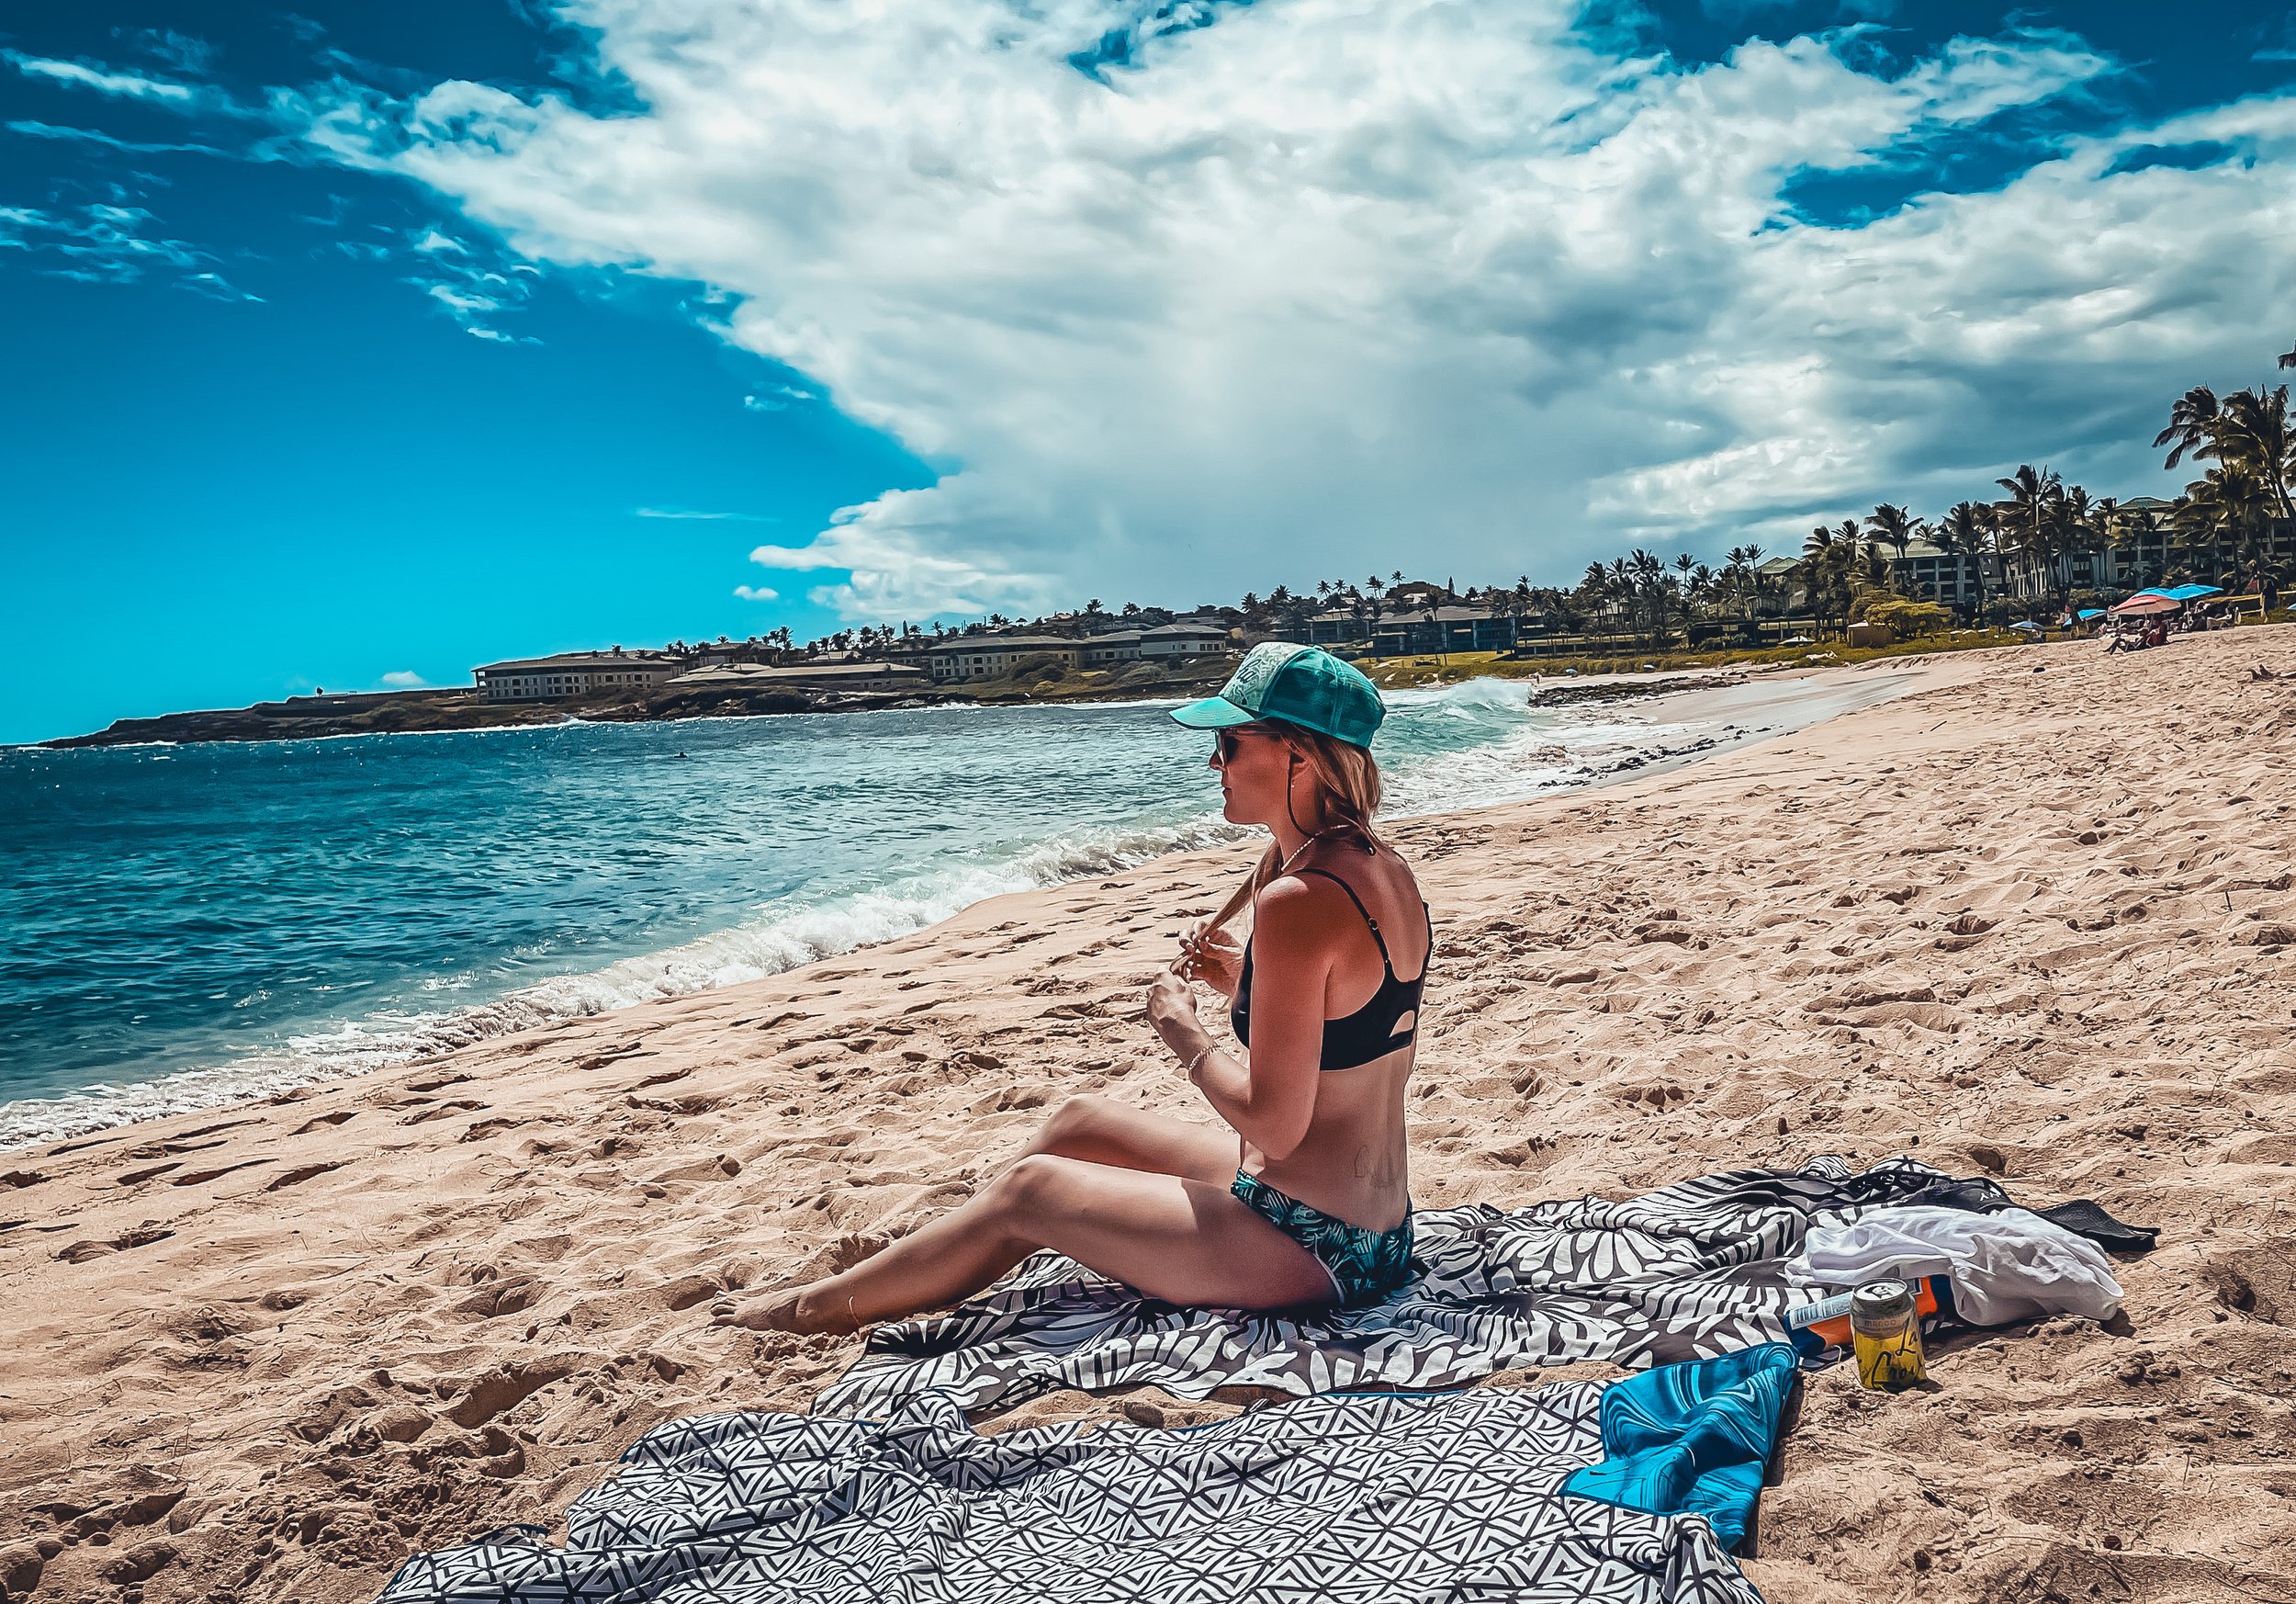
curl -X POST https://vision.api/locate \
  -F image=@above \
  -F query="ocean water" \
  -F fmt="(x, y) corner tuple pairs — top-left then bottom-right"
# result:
(0, 673), (1908, 1148)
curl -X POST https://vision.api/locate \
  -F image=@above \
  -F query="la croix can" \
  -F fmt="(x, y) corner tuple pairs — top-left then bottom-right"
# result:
(1850, 1279), (1927, 1392)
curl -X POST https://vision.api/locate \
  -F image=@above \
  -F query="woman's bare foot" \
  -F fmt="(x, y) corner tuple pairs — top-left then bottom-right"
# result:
(708, 1283), (864, 1335)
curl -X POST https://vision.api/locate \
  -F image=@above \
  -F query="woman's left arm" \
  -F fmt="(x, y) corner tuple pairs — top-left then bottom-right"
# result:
(1147, 877), (1327, 1159)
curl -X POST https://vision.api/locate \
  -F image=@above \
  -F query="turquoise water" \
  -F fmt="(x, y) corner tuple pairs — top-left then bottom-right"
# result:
(0, 676), (1899, 1147)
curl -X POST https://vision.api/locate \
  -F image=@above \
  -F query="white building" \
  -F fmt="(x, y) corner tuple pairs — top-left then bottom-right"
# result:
(1081, 630), (1143, 664)
(926, 636), (1086, 683)
(667, 662), (929, 692)
(1139, 622), (1232, 659)
(474, 651), (684, 702)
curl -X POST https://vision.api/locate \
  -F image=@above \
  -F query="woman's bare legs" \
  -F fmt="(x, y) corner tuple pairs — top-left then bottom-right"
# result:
(709, 1096), (1328, 1332)
(1011, 1092), (1238, 1182)
(710, 1152), (1334, 1331)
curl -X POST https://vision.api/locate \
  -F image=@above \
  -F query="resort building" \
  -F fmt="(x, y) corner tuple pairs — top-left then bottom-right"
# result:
(1370, 605), (1519, 656)
(2106, 498), (2178, 589)
(1891, 539), (1980, 608)
(1302, 604), (1517, 654)
(922, 623), (1234, 682)
(1080, 630), (1144, 665)
(926, 636), (1086, 683)
(1139, 622), (1233, 659)
(667, 662), (929, 693)
(474, 651), (685, 702)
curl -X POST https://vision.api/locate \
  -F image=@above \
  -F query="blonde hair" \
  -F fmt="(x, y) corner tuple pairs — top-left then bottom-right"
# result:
(1251, 717), (1383, 885)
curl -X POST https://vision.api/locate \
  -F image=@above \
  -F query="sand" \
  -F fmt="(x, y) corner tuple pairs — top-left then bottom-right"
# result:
(4, 626), (2294, 1604)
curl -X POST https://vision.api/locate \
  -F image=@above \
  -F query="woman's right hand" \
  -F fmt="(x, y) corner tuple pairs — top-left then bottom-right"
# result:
(1176, 921), (1244, 998)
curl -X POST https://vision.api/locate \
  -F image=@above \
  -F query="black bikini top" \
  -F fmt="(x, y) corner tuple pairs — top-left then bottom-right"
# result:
(1231, 868), (1430, 1071)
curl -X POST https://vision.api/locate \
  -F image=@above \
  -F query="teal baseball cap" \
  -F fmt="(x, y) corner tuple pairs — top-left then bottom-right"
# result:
(1169, 641), (1385, 748)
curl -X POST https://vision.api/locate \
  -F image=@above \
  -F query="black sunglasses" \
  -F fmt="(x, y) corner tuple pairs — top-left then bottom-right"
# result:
(1213, 727), (1285, 763)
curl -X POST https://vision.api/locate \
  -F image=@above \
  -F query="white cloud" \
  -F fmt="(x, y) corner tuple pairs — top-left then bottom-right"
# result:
(306, 3), (2295, 615)
(732, 583), (779, 601)
(742, 384), (815, 412)
(133, 29), (218, 75)
(637, 506), (772, 520)
(404, 227), (535, 339)
(3, 119), (232, 157)
(0, 201), (255, 298)
(5, 51), (197, 103)
(378, 669), (427, 688)
(182, 270), (264, 302)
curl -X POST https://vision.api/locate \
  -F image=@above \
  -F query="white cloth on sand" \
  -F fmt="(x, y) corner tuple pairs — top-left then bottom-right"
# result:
(1784, 1204), (2122, 1326)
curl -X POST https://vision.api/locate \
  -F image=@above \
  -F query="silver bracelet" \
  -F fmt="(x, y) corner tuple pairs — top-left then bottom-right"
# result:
(1185, 1042), (1218, 1079)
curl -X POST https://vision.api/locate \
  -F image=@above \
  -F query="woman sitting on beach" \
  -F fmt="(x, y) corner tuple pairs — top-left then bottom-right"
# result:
(712, 643), (1429, 1334)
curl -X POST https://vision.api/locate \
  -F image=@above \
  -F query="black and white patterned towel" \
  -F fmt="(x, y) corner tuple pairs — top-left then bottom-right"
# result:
(378, 1381), (1763, 1604)
(820, 1157), (1949, 1418)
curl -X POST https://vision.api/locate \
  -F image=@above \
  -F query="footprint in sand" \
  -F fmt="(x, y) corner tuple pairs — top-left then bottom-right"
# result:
(264, 1160), (350, 1191)
(54, 1223), (174, 1263)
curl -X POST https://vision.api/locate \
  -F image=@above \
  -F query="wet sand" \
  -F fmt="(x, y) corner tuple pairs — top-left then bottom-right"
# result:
(3, 626), (2292, 1604)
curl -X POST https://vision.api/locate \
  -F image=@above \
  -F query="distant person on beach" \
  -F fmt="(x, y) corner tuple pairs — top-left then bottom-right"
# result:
(713, 644), (1429, 1334)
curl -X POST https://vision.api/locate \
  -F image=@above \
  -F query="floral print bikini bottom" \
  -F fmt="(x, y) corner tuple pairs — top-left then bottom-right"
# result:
(1231, 1169), (1415, 1307)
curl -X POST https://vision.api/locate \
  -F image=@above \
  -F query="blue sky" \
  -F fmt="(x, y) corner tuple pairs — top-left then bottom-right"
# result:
(3, 0), (2292, 742)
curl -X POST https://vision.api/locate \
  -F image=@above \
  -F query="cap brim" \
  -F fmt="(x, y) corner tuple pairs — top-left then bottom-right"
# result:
(1168, 696), (1257, 729)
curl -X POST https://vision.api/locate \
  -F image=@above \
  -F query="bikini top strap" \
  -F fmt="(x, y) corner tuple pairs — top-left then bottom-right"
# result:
(1290, 867), (1394, 970)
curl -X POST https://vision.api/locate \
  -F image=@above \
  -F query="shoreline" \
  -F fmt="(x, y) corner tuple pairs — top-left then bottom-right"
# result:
(23, 625), (2029, 751)
(4, 628), (2293, 1604)
(2, 664), (1910, 1154)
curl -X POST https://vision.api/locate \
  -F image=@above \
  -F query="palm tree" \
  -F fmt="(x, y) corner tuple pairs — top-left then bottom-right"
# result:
(1864, 503), (1921, 574)
(2213, 386), (2296, 524)
(1577, 562), (1612, 634)
(2155, 384), (2222, 470)
(1797, 525), (1857, 634)
(1718, 543), (1768, 622)
(1604, 555), (1636, 641)
(2181, 464), (2273, 581)
(2054, 484), (2099, 596)
(2113, 503), (2166, 589)
(1626, 549), (1671, 646)
(1932, 501), (1990, 620)
(1995, 464), (2062, 602)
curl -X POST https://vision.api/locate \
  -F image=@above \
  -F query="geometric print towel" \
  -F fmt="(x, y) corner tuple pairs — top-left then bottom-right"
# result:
(377, 1381), (1767, 1604)
(817, 1157), (1953, 1418)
